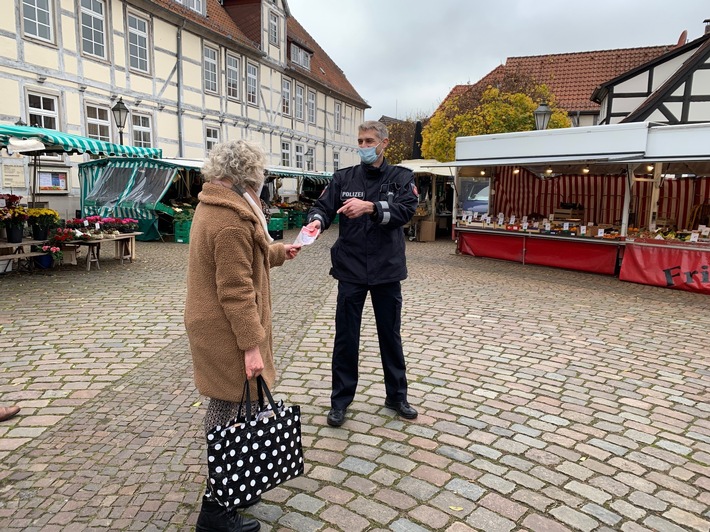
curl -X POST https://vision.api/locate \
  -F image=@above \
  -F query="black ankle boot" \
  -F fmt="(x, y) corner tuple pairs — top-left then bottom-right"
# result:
(195, 497), (260, 532)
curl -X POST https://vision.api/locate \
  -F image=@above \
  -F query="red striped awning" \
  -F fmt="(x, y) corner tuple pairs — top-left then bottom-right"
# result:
(492, 168), (708, 229)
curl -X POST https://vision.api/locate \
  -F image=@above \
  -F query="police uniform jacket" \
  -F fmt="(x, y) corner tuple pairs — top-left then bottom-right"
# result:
(307, 159), (418, 285)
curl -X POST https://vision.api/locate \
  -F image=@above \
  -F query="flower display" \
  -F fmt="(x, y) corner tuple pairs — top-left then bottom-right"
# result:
(27, 208), (60, 228)
(41, 245), (63, 264)
(47, 227), (76, 246)
(63, 216), (139, 239)
(0, 194), (29, 227)
(1, 205), (29, 227)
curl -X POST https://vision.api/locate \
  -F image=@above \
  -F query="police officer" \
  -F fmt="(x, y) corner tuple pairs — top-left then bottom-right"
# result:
(305, 120), (419, 427)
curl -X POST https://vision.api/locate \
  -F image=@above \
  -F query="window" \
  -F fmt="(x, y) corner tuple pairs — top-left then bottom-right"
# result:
(86, 104), (111, 142)
(281, 141), (291, 167)
(333, 152), (340, 172)
(281, 79), (291, 115)
(290, 43), (311, 70)
(307, 90), (316, 124)
(295, 84), (304, 121)
(23, 0), (53, 42)
(306, 147), (314, 171)
(132, 114), (152, 147)
(226, 54), (240, 99)
(127, 13), (149, 73)
(205, 126), (220, 154)
(334, 102), (342, 133)
(268, 12), (279, 46)
(203, 45), (218, 93)
(295, 144), (304, 169)
(246, 62), (258, 105)
(80, 0), (106, 58)
(175, 0), (203, 14)
(28, 93), (58, 129)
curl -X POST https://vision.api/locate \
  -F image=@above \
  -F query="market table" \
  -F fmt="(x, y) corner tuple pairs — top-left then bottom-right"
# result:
(67, 232), (142, 272)
(456, 227), (623, 275)
(0, 239), (51, 273)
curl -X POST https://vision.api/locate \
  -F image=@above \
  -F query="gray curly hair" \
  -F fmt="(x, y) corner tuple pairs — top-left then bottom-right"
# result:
(201, 139), (265, 190)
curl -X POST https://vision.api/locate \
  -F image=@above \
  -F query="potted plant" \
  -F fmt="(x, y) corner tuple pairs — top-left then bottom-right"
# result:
(0, 194), (29, 243)
(117, 217), (139, 233)
(173, 208), (195, 243)
(27, 208), (60, 240)
(32, 245), (63, 269)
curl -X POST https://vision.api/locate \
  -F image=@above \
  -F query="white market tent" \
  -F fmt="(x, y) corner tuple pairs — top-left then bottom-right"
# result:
(437, 121), (710, 234)
(399, 159), (454, 177)
(399, 159), (455, 224)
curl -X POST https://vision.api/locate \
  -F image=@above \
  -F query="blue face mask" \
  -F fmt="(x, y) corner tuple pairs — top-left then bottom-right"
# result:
(358, 142), (381, 165)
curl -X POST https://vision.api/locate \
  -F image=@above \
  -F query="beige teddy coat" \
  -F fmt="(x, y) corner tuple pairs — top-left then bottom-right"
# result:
(184, 183), (286, 401)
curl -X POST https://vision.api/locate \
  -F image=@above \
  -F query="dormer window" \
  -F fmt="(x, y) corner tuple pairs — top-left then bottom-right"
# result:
(268, 12), (279, 46)
(175, 0), (203, 15)
(291, 43), (311, 70)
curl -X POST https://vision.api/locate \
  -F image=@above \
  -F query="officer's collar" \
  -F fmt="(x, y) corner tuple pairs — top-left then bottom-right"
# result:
(361, 157), (389, 174)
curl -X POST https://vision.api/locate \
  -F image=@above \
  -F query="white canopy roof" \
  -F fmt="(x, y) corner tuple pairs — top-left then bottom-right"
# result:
(399, 159), (455, 177)
(441, 122), (710, 176)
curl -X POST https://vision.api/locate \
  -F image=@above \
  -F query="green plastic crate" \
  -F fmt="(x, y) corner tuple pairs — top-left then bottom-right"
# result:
(268, 217), (284, 231)
(174, 220), (192, 244)
(273, 211), (289, 229)
(288, 211), (305, 229)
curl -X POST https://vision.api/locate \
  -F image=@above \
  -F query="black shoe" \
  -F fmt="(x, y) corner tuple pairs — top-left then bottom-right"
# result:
(327, 408), (346, 427)
(196, 498), (260, 532)
(384, 398), (418, 419)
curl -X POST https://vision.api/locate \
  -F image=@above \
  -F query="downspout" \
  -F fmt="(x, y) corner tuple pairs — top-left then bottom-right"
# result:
(323, 93), (328, 172)
(177, 21), (185, 157)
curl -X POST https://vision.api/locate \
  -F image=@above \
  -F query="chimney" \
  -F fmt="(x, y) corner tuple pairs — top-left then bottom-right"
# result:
(705, 19), (710, 35)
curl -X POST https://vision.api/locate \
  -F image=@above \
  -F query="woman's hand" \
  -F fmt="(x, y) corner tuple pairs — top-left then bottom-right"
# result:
(245, 346), (264, 379)
(283, 244), (302, 260)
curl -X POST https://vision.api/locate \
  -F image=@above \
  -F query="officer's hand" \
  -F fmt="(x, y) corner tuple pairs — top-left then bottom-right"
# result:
(306, 220), (321, 231)
(337, 198), (374, 219)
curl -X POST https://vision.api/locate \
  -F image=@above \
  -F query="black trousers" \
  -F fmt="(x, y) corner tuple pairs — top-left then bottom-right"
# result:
(331, 280), (408, 409)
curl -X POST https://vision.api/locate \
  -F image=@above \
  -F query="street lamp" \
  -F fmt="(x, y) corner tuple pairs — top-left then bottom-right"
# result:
(111, 97), (129, 144)
(15, 119), (27, 127)
(534, 101), (552, 131)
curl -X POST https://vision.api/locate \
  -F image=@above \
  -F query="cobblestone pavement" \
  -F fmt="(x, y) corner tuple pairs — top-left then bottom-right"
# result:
(0, 228), (709, 532)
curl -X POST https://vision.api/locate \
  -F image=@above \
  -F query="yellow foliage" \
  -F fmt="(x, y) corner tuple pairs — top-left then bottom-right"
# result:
(422, 85), (571, 162)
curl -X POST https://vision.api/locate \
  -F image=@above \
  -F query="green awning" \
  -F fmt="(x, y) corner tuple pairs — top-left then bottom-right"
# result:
(303, 175), (331, 185)
(266, 166), (333, 183)
(0, 123), (162, 157)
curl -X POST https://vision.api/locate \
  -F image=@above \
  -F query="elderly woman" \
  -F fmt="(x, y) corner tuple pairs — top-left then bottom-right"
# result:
(185, 140), (300, 532)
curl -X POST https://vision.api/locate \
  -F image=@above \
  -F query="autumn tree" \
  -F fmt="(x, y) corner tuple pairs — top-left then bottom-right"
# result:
(385, 120), (416, 165)
(422, 84), (571, 162)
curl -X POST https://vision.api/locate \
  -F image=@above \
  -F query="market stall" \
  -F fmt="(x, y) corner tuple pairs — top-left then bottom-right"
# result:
(0, 122), (162, 210)
(78, 159), (334, 240)
(399, 159), (455, 241)
(78, 157), (202, 241)
(440, 122), (710, 293)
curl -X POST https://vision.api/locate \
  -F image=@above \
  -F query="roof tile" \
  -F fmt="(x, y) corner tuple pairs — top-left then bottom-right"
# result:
(437, 46), (674, 115)
(145, 1), (366, 106)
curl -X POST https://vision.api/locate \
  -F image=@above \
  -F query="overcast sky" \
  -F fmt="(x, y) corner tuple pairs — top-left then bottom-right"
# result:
(287, 0), (709, 121)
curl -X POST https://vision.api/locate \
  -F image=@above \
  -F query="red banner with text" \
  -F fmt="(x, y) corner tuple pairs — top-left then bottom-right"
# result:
(619, 244), (710, 294)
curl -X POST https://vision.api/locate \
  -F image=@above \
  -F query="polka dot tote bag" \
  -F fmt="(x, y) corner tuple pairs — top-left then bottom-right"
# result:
(206, 376), (304, 509)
